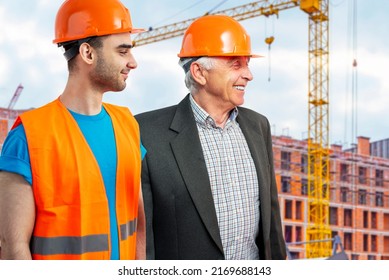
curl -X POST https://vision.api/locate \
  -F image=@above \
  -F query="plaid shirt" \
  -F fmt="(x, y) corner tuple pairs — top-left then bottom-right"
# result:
(190, 95), (260, 259)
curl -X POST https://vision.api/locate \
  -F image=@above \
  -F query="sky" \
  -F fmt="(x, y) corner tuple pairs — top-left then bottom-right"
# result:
(0, 0), (388, 148)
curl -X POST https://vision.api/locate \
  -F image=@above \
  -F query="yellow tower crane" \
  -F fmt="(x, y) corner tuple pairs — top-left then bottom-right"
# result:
(134, 0), (331, 258)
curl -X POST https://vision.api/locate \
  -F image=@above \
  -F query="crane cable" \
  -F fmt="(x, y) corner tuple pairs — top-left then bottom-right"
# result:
(139, 0), (230, 34)
(264, 16), (276, 82)
(351, 0), (358, 253)
(343, 0), (358, 147)
(145, 0), (207, 29)
(345, 0), (358, 253)
(351, 0), (358, 147)
(205, 0), (230, 15)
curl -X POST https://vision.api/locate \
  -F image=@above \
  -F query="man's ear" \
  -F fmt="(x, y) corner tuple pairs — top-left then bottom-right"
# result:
(190, 62), (207, 86)
(78, 43), (95, 65)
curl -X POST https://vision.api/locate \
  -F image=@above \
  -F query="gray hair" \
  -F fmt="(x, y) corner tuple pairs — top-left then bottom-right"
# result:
(178, 57), (215, 94)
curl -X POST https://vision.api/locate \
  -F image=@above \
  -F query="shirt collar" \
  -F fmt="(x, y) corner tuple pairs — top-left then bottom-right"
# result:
(189, 94), (239, 128)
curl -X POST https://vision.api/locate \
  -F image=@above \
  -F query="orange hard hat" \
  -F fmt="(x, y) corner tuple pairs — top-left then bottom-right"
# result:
(178, 14), (261, 58)
(53, 0), (144, 44)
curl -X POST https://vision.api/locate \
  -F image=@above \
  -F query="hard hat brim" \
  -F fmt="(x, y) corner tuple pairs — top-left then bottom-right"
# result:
(177, 53), (263, 58)
(130, 28), (146, 34)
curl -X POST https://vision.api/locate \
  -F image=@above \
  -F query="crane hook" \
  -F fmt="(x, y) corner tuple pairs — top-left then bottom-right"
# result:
(265, 36), (275, 46)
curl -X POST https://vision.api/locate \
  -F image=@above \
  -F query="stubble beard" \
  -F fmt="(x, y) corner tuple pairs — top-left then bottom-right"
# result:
(91, 56), (126, 92)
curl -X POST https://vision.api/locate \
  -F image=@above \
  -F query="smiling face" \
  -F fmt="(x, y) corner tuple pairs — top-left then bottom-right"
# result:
(202, 56), (253, 111)
(90, 33), (137, 92)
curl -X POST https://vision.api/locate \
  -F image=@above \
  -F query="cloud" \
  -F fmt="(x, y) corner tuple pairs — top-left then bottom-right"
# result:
(0, 1), (66, 109)
(105, 40), (189, 114)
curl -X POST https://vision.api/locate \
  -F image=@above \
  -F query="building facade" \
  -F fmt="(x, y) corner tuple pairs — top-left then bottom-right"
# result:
(273, 135), (389, 260)
(0, 108), (28, 149)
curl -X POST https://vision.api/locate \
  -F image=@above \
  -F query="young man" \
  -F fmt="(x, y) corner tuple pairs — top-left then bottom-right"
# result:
(136, 15), (286, 260)
(0, 0), (146, 260)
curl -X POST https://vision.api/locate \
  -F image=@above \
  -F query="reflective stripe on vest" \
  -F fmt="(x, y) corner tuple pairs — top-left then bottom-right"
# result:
(120, 218), (137, 241)
(31, 234), (109, 256)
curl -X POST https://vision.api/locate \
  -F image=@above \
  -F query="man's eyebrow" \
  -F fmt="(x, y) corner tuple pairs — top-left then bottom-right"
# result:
(226, 57), (240, 64)
(227, 57), (250, 64)
(117, 43), (133, 49)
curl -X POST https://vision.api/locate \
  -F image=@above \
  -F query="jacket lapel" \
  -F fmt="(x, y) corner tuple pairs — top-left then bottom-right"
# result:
(169, 95), (224, 253)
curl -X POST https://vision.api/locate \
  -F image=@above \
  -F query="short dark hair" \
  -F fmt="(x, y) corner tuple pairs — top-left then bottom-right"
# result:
(65, 36), (105, 72)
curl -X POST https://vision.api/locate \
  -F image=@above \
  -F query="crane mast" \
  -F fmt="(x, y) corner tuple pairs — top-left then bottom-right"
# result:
(305, 0), (331, 258)
(134, 0), (331, 258)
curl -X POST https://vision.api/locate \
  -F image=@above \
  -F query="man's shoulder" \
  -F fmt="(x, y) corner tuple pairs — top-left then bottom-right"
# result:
(103, 102), (129, 111)
(135, 104), (178, 124)
(135, 105), (181, 141)
(21, 100), (56, 115)
(102, 103), (135, 120)
(238, 107), (268, 121)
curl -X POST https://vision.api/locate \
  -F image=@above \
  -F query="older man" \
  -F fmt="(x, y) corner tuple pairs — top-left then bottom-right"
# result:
(136, 15), (286, 260)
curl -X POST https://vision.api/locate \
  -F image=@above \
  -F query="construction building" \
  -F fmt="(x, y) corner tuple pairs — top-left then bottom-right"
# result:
(274, 134), (389, 260)
(0, 84), (27, 148)
(368, 138), (389, 160)
(0, 108), (30, 149)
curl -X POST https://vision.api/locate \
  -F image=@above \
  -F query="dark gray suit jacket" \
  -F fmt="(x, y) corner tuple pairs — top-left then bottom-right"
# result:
(135, 94), (286, 260)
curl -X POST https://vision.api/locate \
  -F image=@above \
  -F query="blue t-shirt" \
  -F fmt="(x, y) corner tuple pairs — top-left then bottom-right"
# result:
(0, 107), (146, 260)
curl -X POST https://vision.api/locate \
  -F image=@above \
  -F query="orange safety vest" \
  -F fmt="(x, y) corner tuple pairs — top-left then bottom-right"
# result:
(14, 99), (141, 260)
